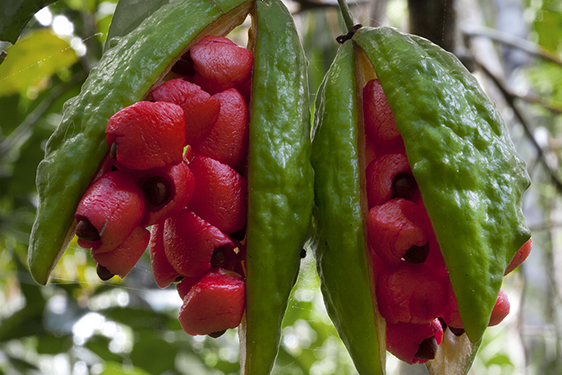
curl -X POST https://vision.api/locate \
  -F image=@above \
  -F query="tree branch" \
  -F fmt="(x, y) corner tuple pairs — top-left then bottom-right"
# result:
(475, 59), (562, 193)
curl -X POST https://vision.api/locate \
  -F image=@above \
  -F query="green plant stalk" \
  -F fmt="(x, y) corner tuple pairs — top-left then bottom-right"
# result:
(337, 0), (355, 32)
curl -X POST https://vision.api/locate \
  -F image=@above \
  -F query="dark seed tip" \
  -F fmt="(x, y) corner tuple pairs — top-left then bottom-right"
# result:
(438, 317), (448, 331)
(414, 336), (438, 360)
(449, 326), (465, 336)
(211, 247), (227, 268)
(208, 330), (227, 338)
(110, 142), (117, 159)
(403, 242), (430, 264)
(142, 175), (172, 208)
(96, 264), (115, 281)
(175, 276), (185, 283)
(76, 218), (101, 242)
(392, 172), (418, 201)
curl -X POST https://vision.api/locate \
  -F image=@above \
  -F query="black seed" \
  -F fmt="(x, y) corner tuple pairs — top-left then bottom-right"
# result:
(76, 218), (100, 242)
(449, 326), (465, 336)
(211, 246), (229, 268)
(175, 276), (185, 283)
(171, 53), (196, 76)
(142, 176), (172, 207)
(208, 330), (227, 338)
(110, 141), (117, 159)
(230, 227), (246, 242)
(392, 172), (418, 201)
(97, 264), (115, 281)
(403, 242), (430, 263)
(438, 317), (448, 331)
(414, 336), (438, 360)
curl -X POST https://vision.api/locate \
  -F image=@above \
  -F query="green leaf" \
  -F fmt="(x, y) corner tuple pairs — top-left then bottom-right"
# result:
(85, 335), (126, 363)
(130, 332), (178, 375)
(104, 0), (170, 51)
(0, 0), (58, 44)
(101, 361), (152, 375)
(36, 333), (73, 354)
(101, 306), (172, 331)
(0, 29), (78, 97)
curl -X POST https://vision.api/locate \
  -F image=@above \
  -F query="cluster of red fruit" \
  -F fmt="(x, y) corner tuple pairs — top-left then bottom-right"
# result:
(362, 78), (532, 364)
(74, 35), (253, 338)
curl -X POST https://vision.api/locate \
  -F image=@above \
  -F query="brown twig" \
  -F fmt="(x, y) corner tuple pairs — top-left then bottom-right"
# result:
(475, 60), (562, 193)
(463, 25), (562, 67)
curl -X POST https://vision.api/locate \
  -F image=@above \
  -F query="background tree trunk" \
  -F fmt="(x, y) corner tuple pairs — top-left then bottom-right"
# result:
(407, 0), (457, 52)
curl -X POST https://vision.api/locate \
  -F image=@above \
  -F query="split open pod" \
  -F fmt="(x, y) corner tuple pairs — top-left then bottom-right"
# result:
(27, 0), (313, 374)
(311, 26), (531, 374)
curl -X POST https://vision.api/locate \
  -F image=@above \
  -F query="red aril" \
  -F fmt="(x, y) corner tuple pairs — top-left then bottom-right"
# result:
(366, 153), (418, 207)
(188, 155), (247, 233)
(376, 262), (448, 324)
(149, 224), (182, 288)
(75, 170), (145, 253)
(363, 79), (405, 155)
(106, 101), (185, 170)
(194, 88), (249, 170)
(386, 319), (443, 364)
(137, 161), (195, 226)
(151, 78), (220, 146)
(190, 36), (253, 94)
(367, 199), (431, 266)
(92, 226), (150, 278)
(178, 267), (245, 336)
(505, 239), (532, 275)
(163, 209), (236, 279)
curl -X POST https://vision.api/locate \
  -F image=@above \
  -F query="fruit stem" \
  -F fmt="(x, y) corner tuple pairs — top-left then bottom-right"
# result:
(337, 0), (355, 33)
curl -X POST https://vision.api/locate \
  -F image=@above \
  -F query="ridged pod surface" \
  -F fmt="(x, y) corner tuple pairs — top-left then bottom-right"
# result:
(242, 0), (313, 373)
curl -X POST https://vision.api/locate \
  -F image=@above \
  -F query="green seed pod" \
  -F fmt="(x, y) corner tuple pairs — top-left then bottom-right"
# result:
(27, 0), (313, 373)
(312, 41), (385, 375)
(312, 26), (530, 374)
(242, 0), (313, 373)
(28, 0), (254, 285)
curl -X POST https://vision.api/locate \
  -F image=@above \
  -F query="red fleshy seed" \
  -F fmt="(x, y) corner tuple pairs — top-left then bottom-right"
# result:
(488, 288), (510, 326)
(190, 36), (253, 95)
(137, 162), (195, 226)
(92, 226), (150, 278)
(363, 79), (405, 156)
(178, 267), (245, 336)
(188, 155), (247, 234)
(163, 209), (235, 279)
(365, 153), (415, 207)
(106, 101), (186, 170)
(367, 199), (430, 267)
(194, 88), (249, 170)
(441, 284), (464, 329)
(376, 263), (448, 324)
(75, 170), (145, 253)
(151, 79), (220, 147)
(505, 238), (532, 275)
(385, 319), (443, 365)
(149, 224), (182, 289)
